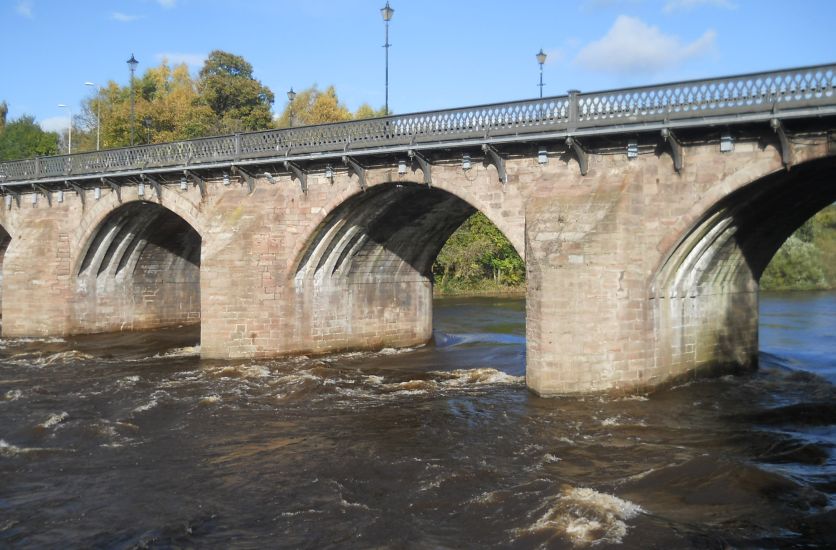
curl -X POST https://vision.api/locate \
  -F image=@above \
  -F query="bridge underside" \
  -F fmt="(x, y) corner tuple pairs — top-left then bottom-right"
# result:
(652, 156), (836, 385)
(72, 201), (201, 334)
(291, 183), (475, 354)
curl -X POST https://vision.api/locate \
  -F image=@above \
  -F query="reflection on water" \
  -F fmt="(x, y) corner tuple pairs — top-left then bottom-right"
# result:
(0, 293), (834, 547)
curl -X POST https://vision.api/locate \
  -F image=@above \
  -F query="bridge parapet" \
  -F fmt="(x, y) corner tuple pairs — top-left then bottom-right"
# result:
(0, 63), (833, 187)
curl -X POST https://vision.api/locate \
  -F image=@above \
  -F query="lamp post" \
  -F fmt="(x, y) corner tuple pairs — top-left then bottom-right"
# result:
(536, 48), (547, 98)
(127, 53), (138, 146)
(84, 81), (101, 150)
(287, 87), (296, 127)
(380, 2), (394, 115)
(57, 103), (72, 154)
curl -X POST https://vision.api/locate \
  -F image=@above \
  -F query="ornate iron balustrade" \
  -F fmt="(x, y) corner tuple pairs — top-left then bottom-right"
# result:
(1, 63), (833, 185)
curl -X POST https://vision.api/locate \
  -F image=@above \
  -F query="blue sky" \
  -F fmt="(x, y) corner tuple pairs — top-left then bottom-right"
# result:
(2, 0), (834, 133)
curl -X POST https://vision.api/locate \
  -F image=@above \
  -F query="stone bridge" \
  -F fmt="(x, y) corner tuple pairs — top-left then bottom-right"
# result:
(1, 64), (834, 395)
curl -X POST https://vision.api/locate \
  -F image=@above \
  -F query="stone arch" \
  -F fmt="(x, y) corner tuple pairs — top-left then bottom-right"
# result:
(287, 167), (525, 281)
(289, 180), (523, 354)
(71, 193), (203, 277)
(71, 200), (202, 334)
(650, 155), (836, 381)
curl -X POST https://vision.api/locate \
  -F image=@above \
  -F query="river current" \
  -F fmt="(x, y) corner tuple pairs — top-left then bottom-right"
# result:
(1, 292), (834, 548)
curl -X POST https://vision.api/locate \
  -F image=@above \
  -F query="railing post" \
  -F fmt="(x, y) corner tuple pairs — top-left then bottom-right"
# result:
(567, 89), (580, 131)
(234, 133), (242, 162)
(35, 157), (40, 178)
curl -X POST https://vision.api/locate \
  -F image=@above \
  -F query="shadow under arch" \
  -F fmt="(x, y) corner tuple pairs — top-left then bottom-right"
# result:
(72, 200), (201, 334)
(291, 182), (517, 354)
(650, 156), (836, 382)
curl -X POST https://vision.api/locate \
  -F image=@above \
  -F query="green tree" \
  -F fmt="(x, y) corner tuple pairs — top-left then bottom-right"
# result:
(0, 101), (7, 132)
(198, 50), (274, 132)
(0, 115), (58, 160)
(433, 212), (525, 293)
(761, 206), (836, 291)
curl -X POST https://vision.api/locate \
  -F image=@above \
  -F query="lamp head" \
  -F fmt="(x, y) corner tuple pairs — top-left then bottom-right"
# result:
(381, 2), (394, 21)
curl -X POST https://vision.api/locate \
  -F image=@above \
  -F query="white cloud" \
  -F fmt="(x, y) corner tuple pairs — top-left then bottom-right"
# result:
(574, 15), (716, 75)
(664, 0), (735, 13)
(112, 12), (144, 22)
(156, 52), (207, 69)
(40, 116), (69, 133)
(157, 0), (176, 8)
(543, 49), (566, 65)
(16, 0), (33, 18)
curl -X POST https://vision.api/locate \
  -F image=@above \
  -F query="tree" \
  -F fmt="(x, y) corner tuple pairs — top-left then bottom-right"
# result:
(276, 86), (386, 127)
(761, 206), (836, 291)
(0, 115), (58, 160)
(198, 50), (274, 132)
(433, 212), (525, 292)
(0, 101), (7, 132)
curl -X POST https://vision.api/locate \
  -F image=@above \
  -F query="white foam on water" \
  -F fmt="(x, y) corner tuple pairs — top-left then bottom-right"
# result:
(377, 346), (415, 356)
(133, 399), (158, 413)
(3, 389), (22, 402)
(433, 368), (525, 387)
(31, 350), (96, 367)
(0, 439), (65, 457)
(468, 490), (500, 505)
(153, 345), (201, 359)
(208, 364), (271, 379)
(522, 487), (643, 547)
(543, 453), (562, 463)
(339, 497), (370, 510)
(39, 411), (69, 429)
(132, 390), (169, 414)
(199, 394), (222, 405)
(600, 416), (620, 427)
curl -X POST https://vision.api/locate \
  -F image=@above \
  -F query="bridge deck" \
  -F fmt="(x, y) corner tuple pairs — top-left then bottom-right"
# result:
(0, 63), (834, 187)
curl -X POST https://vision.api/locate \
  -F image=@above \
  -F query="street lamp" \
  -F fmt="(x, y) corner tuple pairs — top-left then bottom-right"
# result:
(57, 104), (72, 154)
(536, 49), (547, 98)
(287, 87), (296, 127)
(84, 81), (101, 150)
(380, 2), (394, 115)
(127, 53), (139, 146)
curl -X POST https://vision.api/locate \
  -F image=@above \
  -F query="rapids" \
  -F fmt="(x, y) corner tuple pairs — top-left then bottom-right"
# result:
(0, 293), (834, 548)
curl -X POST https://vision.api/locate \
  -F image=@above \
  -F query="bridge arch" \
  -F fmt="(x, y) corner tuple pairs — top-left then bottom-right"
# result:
(71, 199), (201, 334)
(290, 179), (523, 354)
(650, 155), (836, 381)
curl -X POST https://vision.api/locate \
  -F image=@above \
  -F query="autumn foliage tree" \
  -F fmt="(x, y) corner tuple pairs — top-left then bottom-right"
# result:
(275, 85), (386, 127)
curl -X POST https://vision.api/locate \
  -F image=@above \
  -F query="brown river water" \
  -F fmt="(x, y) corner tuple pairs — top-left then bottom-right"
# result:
(1, 292), (834, 548)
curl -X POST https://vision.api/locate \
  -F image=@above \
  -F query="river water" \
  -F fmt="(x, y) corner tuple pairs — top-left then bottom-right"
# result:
(1, 292), (834, 548)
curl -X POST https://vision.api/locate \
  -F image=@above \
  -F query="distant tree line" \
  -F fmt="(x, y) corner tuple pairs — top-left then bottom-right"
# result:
(0, 50), (386, 159)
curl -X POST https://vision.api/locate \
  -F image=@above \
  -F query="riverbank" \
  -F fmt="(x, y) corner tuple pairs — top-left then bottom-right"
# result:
(433, 282), (525, 297)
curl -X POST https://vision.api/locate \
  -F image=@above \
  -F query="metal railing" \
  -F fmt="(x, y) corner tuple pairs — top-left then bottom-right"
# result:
(1, 63), (833, 185)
